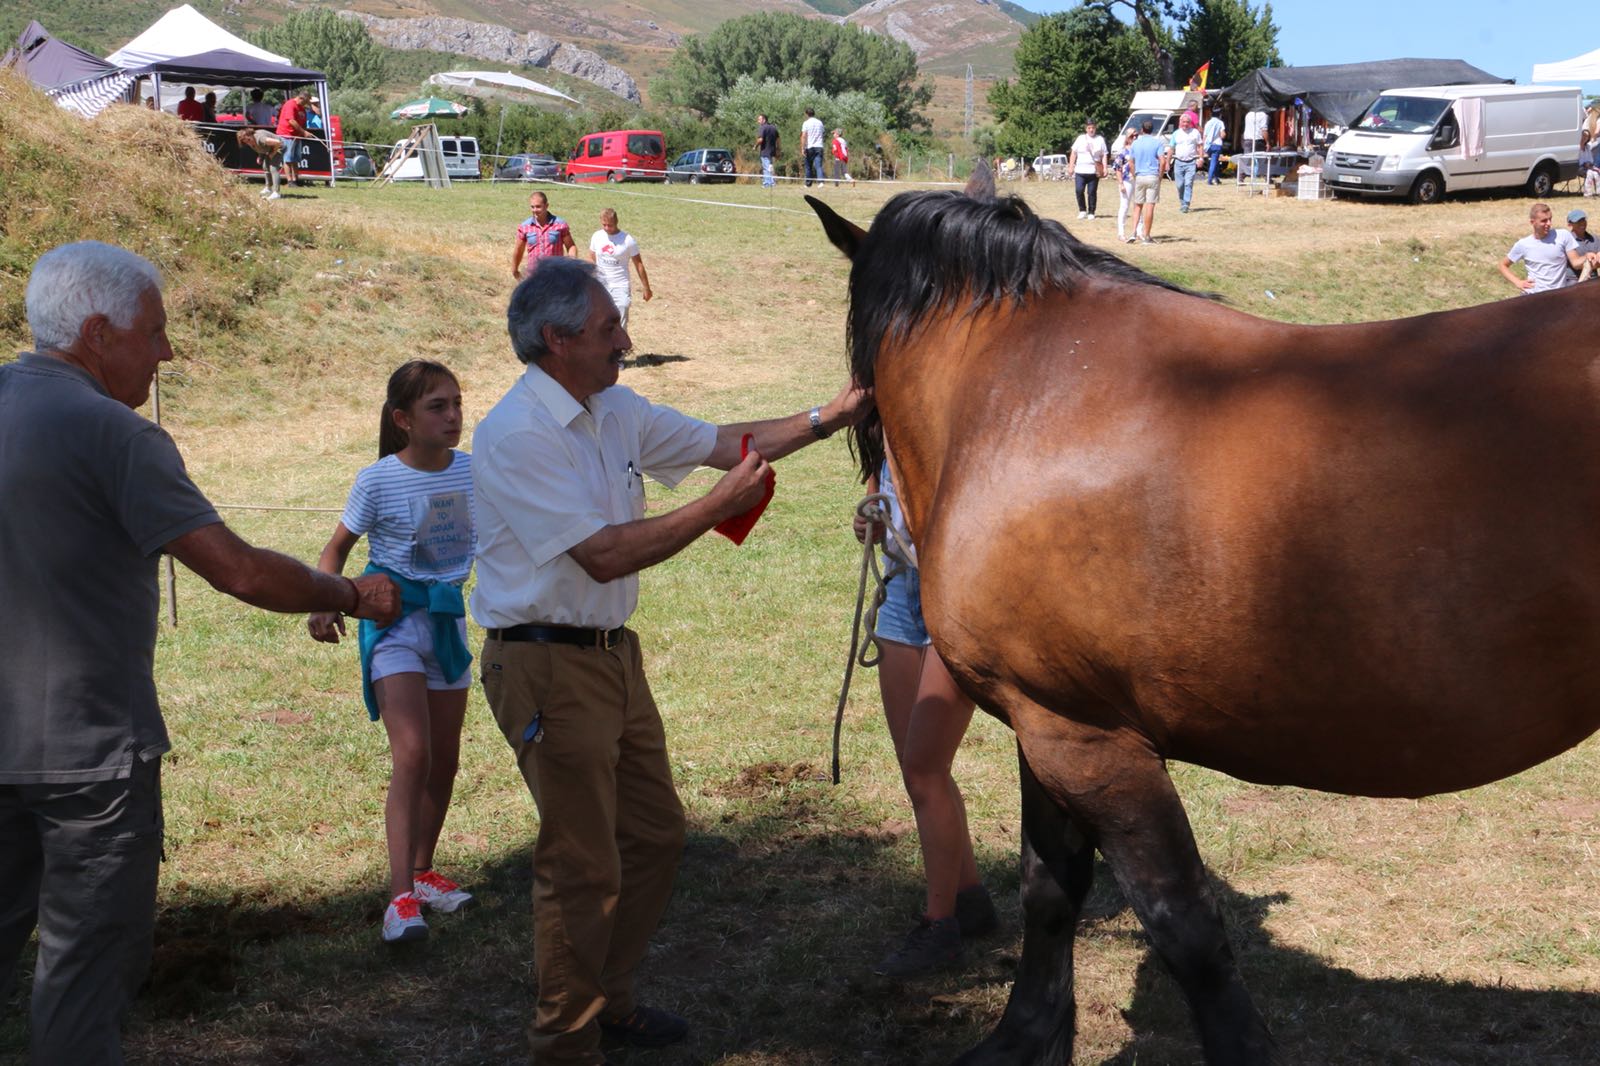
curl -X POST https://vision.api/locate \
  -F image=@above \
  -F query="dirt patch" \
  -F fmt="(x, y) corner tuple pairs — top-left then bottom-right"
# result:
(704, 760), (829, 798)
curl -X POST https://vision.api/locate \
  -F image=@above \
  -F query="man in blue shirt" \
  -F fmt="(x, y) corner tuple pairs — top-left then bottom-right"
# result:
(1128, 119), (1169, 245)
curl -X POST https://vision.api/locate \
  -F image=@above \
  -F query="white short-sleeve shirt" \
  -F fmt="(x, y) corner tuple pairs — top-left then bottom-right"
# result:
(1507, 229), (1577, 294)
(470, 362), (716, 629)
(589, 229), (639, 302)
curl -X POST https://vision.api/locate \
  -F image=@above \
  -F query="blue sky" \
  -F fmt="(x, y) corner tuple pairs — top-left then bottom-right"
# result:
(1008, 0), (1590, 88)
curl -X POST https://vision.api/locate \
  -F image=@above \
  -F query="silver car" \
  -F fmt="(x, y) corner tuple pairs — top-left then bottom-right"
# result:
(493, 153), (564, 182)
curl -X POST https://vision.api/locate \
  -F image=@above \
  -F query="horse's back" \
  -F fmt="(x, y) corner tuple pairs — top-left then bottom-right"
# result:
(903, 282), (1600, 798)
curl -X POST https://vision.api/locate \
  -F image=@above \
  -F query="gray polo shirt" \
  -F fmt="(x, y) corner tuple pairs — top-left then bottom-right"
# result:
(0, 354), (221, 782)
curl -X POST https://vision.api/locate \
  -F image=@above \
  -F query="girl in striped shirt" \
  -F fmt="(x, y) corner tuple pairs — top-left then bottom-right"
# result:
(309, 360), (477, 943)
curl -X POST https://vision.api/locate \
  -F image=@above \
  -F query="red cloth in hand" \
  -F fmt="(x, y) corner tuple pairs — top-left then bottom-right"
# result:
(713, 434), (775, 545)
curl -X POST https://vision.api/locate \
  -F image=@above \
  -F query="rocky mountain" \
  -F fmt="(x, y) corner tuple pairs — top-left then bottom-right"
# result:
(844, 0), (1025, 76)
(339, 12), (642, 103)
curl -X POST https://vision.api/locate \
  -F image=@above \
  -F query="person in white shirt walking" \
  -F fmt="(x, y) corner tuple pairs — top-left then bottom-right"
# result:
(1068, 120), (1108, 220)
(801, 108), (826, 188)
(1169, 112), (1204, 213)
(1202, 111), (1226, 185)
(588, 208), (652, 332)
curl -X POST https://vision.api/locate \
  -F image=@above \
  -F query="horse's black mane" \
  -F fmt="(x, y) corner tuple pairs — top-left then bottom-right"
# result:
(847, 189), (1211, 480)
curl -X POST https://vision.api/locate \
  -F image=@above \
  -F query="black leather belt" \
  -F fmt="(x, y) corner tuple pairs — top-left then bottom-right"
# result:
(488, 623), (625, 650)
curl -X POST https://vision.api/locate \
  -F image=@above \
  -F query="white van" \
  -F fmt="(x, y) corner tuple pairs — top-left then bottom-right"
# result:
(388, 135), (482, 181)
(1119, 89), (1206, 141)
(1322, 84), (1581, 204)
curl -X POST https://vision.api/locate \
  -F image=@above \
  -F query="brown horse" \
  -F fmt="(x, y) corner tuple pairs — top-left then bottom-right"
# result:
(807, 180), (1600, 1064)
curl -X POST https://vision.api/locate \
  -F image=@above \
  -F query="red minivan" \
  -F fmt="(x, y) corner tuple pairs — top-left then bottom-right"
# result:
(566, 129), (666, 183)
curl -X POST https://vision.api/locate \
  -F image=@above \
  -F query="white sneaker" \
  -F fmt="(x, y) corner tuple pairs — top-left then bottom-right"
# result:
(413, 870), (474, 913)
(266, 192), (281, 201)
(259, 187), (270, 197)
(1076, 210), (1087, 219)
(382, 892), (428, 943)
(1086, 213), (1096, 220)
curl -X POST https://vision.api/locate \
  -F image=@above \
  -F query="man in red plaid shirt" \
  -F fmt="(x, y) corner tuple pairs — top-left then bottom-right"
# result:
(512, 192), (577, 280)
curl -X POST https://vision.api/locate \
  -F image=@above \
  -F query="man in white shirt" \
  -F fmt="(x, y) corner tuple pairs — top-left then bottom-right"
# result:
(587, 208), (651, 332)
(472, 257), (867, 1066)
(801, 107), (826, 187)
(1499, 202), (1584, 294)
(1169, 112), (1204, 213)
(1202, 112), (1226, 185)
(1068, 120), (1108, 220)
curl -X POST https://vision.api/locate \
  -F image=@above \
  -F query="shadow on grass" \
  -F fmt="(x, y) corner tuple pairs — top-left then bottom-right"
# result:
(624, 353), (690, 369)
(10, 776), (1600, 1066)
(1102, 877), (1600, 1066)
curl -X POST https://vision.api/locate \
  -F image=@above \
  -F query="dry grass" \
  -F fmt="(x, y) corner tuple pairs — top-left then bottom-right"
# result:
(4, 105), (1600, 1065)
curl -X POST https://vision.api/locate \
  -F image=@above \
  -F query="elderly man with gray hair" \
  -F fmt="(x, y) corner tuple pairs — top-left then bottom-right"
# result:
(471, 256), (867, 1065)
(0, 241), (400, 1065)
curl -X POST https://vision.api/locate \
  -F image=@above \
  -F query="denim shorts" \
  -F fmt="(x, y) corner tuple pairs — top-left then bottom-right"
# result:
(875, 566), (931, 647)
(370, 609), (471, 690)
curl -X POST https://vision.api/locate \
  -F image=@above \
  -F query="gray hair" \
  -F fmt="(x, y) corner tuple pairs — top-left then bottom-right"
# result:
(25, 242), (163, 354)
(507, 258), (599, 365)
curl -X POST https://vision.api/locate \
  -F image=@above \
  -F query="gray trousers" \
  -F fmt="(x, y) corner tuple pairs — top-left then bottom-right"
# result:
(0, 758), (163, 1066)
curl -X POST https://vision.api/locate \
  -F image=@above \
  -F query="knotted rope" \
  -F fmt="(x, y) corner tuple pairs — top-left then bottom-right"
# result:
(831, 491), (916, 783)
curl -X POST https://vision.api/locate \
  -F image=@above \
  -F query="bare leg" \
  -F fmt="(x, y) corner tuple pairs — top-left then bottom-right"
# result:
(411, 687), (467, 873)
(375, 673), (431, 899)
(900, 649), (979, 920)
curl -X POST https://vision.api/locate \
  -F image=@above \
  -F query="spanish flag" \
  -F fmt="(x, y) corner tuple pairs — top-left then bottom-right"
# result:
(1192, 61), (1211, 91)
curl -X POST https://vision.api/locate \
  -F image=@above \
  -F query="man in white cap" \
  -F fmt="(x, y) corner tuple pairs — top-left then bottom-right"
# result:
(1565, 207), (1600, 281)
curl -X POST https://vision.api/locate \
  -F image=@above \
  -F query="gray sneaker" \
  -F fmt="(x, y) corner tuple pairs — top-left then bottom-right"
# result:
(955, 884), (999, 937)
(873, 916), (961, 977)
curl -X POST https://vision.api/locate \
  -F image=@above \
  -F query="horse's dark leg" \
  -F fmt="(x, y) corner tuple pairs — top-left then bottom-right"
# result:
(1079, 745), (1279, 1065)
(952, 744), (1093, 1066)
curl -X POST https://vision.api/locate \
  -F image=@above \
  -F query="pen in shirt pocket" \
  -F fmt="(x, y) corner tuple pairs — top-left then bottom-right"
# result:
(523, 711), (544, 744)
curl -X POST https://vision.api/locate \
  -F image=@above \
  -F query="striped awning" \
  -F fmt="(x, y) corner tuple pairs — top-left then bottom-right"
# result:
(47, 70), (137, 117)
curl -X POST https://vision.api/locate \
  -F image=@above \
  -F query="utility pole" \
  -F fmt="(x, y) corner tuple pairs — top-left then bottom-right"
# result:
(964, 64), (974, 138)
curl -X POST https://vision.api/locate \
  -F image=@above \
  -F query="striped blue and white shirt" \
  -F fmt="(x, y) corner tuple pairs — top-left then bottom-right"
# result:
(341, 451), (476, 584)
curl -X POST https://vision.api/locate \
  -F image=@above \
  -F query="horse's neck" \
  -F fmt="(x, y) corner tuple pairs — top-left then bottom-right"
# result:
(877, 321), (975, 536)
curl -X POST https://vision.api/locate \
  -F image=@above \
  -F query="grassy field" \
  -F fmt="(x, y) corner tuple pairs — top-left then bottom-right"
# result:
(6, 130), (1600, 1065)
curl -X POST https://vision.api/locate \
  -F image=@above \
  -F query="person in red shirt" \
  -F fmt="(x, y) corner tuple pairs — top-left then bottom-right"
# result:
(175, 87), (203, 122)
(510, 191), (575, 280)
(274, 89), (312, 185)
(830, 128), (854, 186)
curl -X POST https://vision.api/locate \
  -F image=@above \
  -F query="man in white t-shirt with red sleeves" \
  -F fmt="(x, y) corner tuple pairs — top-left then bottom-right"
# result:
(587, 208), (651, 332)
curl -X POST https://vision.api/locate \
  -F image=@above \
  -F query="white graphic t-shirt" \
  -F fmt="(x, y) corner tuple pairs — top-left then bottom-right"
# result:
(341, 451), (476, 583)
(589, 229), (640, 302)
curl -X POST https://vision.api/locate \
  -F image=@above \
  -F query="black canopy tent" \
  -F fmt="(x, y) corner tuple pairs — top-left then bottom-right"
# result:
(1218, 58), (1509, 128)
(119, 49), (335, 182)
(3, 20), (120, 88)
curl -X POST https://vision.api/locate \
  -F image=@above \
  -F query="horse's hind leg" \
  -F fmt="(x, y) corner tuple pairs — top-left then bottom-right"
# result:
(1041, 732), (1278, 1065)
(952, 745), (1093, 1066)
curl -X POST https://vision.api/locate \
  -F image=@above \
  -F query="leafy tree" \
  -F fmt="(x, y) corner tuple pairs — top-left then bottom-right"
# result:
(712, 75), (891, 178)
(1086, 0), (1183, 87)
(652, 12), (931, 130)
(1171, 0), (1281, 89)
(988, 7), (1161, 158)
(252, 11), (386, 92)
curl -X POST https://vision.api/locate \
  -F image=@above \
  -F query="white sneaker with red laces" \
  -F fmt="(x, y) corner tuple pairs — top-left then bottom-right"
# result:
(382, 892), (428, 943)
(413, 870), (474, 913)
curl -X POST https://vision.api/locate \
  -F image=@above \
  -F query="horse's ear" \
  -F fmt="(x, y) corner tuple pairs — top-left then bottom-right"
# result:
(805, 195), (866, 261)
(964, 158), (996, 200)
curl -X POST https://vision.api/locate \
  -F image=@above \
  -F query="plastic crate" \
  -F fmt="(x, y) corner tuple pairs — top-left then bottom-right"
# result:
(1297, 170), (1323, 200)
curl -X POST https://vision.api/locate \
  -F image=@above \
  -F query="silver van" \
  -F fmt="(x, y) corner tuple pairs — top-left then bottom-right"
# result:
(1323, 84), (1581, 204)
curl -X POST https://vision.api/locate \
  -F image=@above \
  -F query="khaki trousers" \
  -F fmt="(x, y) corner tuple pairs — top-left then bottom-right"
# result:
(481, 630), (685, 1066)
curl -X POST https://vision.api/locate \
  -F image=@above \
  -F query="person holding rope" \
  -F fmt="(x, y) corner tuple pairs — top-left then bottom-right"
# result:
(309, 360), (478, 944)
(0, 241), (400, 1065)
(472, 256), (868, 1065)
(237, 126), (285, 200)
(275, 88), (311, 186)
(853, 429), (997, 977)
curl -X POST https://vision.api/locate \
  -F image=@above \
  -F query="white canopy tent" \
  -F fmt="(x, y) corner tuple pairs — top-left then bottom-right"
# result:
(1532, 49), (1600, 83)
(426, 71), (579, 104)
(106, 4), (290, 69)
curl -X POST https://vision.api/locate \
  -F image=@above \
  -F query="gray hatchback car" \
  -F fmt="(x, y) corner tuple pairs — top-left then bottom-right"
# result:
(666, 148), (736, 184)
(493, 153), (564, 182)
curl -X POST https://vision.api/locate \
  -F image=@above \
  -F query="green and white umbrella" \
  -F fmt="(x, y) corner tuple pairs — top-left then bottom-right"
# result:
(389, 96), (467, 120)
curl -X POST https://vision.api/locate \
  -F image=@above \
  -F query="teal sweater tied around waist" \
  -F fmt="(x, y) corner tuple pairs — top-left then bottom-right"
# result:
(357, 562), (472, 721)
